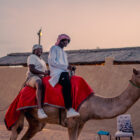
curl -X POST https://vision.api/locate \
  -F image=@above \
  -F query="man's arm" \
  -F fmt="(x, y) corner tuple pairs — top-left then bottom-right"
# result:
(48, 47), (68, 70)
(29, 64), (49, 76)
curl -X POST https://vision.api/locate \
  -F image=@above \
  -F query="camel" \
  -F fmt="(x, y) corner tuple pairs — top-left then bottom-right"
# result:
(10, 68), (140, 140)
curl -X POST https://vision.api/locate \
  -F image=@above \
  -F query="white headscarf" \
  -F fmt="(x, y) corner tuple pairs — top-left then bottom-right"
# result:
(32, 44), (42, 52)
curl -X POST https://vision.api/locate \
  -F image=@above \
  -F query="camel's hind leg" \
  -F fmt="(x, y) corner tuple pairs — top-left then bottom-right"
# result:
(21, 112), (46, 140)
(10, 112), (24, 140)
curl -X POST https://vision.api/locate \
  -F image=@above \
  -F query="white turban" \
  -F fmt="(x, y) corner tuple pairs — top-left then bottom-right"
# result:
(32, 44), (42, 52)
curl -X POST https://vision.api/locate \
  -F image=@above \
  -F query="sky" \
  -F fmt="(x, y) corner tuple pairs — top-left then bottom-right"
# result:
(0, 0), (140, 57)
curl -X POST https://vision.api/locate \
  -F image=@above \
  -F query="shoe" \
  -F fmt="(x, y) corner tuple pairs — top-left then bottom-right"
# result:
(37, 108), (48, 119)
(66, 108), (80, 118)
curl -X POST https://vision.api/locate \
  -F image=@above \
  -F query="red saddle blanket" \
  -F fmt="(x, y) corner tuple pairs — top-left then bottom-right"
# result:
(5, 76), (93, 130)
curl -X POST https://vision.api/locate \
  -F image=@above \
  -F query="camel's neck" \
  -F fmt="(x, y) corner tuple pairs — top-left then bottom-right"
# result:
(85, 82), (140, 120)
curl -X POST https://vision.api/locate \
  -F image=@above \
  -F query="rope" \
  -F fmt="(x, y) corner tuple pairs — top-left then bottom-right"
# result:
(129, 80), (140, 88)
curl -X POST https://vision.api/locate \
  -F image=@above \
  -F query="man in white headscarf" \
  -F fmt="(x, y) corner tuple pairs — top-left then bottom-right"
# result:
(26, 44), (49, 119)
(48, 34), (80, 118)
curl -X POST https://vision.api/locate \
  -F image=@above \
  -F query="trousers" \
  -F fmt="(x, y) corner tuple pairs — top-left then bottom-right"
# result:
(59, 72), (72, 109)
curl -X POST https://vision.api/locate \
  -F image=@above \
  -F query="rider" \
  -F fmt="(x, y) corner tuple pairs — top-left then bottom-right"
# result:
(26, 44), (49, 119)
(48, 34), (80, 118)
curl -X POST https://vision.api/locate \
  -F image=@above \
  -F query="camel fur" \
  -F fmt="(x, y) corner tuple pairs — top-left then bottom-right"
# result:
(10, 68), (140, 140)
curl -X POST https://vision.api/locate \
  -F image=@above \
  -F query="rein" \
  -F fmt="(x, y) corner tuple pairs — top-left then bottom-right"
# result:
(129, 80), (140, 88)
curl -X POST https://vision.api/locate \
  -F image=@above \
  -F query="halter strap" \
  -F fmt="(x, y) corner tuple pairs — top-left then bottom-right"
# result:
(129, 80), (140, 88)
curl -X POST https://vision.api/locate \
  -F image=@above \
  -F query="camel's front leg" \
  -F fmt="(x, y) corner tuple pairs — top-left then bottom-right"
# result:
(77, 123), (84, 137)
(68, 126), (79, 140)
(67, 118), (79, 140)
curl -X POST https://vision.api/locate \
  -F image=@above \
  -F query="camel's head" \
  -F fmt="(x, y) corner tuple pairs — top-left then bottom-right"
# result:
(132, 68), (140, 86)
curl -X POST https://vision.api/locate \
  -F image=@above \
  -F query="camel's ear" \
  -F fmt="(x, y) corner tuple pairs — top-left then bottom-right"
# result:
(133, 68), (138, 75)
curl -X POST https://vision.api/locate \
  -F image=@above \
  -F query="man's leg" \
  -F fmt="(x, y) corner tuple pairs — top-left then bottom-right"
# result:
(59, 72), (72, 109)
(35, 79), (43, 109)
(59, 72), (80, 118)
(26, 76), (47, 119)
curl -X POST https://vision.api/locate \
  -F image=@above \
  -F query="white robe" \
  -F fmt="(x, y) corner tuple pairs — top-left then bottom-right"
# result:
(48, 45), (69, 87)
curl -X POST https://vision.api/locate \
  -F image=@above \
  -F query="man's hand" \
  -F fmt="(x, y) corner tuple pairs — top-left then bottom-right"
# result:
(44, 70), (50, 76)
(68, 65), (76, 71)
(68, 65), (72, 70)
(71, 66), (76, 71)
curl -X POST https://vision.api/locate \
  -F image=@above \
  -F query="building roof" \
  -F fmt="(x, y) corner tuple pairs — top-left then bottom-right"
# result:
(0, 47), (140, 66)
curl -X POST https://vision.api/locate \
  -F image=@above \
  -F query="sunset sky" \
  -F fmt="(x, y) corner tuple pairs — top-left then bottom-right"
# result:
(0, 0), (140, 57)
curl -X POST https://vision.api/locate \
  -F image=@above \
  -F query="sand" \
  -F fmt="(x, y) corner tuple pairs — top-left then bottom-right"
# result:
(0, 124), (101, 140)
(1, 124), (139, 140)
